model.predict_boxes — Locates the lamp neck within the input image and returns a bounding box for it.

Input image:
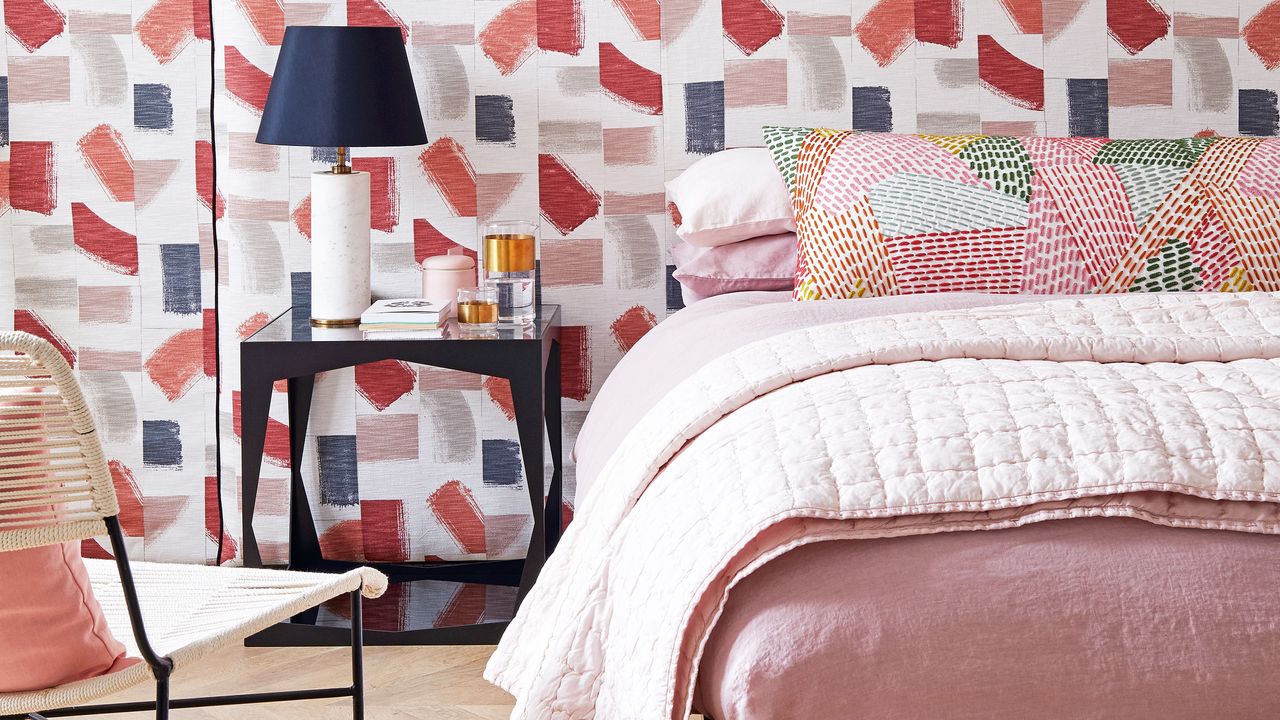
[332,146,352,174]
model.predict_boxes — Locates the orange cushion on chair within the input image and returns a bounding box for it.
[0,541,136,692]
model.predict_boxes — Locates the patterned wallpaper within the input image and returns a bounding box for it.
[3,0,1280,565]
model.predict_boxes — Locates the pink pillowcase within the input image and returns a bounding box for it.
[665,148,796,247]
[0,541,136,692]
[672,232,797,303]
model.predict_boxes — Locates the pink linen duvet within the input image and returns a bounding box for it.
[486,292,1280,719]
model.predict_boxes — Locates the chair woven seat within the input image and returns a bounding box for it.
[0,562,386,715]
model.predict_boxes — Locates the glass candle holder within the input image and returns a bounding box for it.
[456,286,499,328]
[483,220,537,325]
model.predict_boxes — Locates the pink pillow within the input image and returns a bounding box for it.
[665,148,795,247]
[672,232,797,302]
[0,541,136,691]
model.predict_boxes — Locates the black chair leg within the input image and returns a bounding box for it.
[351,589,365,720]
[155,674,170,720]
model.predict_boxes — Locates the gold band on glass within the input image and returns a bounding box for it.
[310,317,359,327]
[484,234,536,273]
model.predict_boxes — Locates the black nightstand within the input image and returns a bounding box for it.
[237,305,562,646]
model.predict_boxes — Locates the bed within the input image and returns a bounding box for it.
[578,292,1280,720]
[484,130,1280,719]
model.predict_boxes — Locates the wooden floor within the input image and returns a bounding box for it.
[104,645,514,719]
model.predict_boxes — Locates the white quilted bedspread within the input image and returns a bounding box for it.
[486,293,1280,720]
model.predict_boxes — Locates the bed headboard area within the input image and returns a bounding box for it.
[1,0,1277,567]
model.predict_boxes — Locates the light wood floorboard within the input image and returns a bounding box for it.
[96,645,513,720]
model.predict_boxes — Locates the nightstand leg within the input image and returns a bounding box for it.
[544,340,562,553]
[239,371,275,568]
[287,375,322,568]
[510,365,546,605]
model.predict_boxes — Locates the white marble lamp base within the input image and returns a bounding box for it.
[309,170,371,326]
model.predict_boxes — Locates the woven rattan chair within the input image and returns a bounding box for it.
[0,331,388,720]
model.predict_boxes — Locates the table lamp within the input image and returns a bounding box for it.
[257,25,428,327]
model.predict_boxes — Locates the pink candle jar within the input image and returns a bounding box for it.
[421,251,476,317]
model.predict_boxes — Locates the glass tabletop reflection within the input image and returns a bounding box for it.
[244,304,560,344]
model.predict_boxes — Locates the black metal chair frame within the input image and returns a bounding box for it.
[4,516,368,720]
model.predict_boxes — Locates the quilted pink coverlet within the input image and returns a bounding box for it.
[487,293,1280,719]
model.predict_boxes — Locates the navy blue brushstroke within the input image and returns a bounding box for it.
[475,95,516,144]
[291,271,312,340]
[160,244,201,315]
[852,86,892,132]
[0,77,9,146]
[134,83,173,131]
[665,265,684,313]
[684,81,725,155]
[143,420,183,468]
[317,435,359,506]
[1067,79,1108,137]
[1240,89,1280,137]
[482,438,522,486]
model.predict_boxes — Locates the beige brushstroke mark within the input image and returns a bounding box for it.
[725,58,787,108]
[542,238,603,286]
[371,242,415,274]
[792,36,846,111]
[79,286,134,324]
[71,35,128,106]
[606,215,661,289]
[80,371,138,443]
[229,132,279,171]
[422,391,477,463]
[134,159,180,209]
[918,112,982,134]
[604,127,656,166]
[284,2,331,24]
[1108,58,1173,107]
[15,277,76,309]
[69,11,132,34]
[231,219,287,294]
[934,58,978,88]
[556,66,599,96]
[415,44,470,121]
[30,226,73,255]
[1176,37,1232,113]
[477,173,524,221]
[540,121,603,154]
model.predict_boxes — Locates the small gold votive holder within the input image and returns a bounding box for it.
[456,286,499,329]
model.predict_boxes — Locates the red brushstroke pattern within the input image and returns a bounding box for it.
[6,0,66,52]
[321,519,364,561]
[915,0,963,47]
[428,480,486,555]
[614,0,661,40]
[73,202,139,276]
[609,305,657,353]
[196,140,225,219]
[204,475,237,564]
[559,325,592,401]
[355,359,416,411]
[538,0,585,55]
[234,0,284,45]
[145,329,205,401]
[10,141,56,216]
[419,138,478,217]
[361,499,409,562]
[77,124,135,203]
[856,0,916,67]
[193,0,212,41]
[231,390,291,468]
[483,376,516,421]
[1244,2,1280,70]
[203,308,217,378]
[110,461,146,536]
[292,195,311,239]
[722,0,785,55]
[599,43,663,115]
[1108,0,1171,55]
[437,583,486,627]
[978,35,1045,110]
[136,0,195,64]
[999,0,1042,34]
[224,46,272,113]
[352,157,399,233]
[13,311,75,368]
[539,154,601,234]
[348,0,409,41]
[236,311,272,340]
[414,218,478,266]
[479,0,538,76]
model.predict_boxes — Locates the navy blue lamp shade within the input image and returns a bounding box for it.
[256,26,427,148]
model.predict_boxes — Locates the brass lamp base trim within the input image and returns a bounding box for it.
[310,317,360,328]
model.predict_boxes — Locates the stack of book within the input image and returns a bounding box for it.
[359,299,450,339]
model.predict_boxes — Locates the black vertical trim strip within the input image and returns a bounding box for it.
[209,0,225,566]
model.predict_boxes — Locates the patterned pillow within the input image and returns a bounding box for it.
[762,127,1280,301]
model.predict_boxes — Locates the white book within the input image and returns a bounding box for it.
[360,298,450,325]
[361,327,446,340]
